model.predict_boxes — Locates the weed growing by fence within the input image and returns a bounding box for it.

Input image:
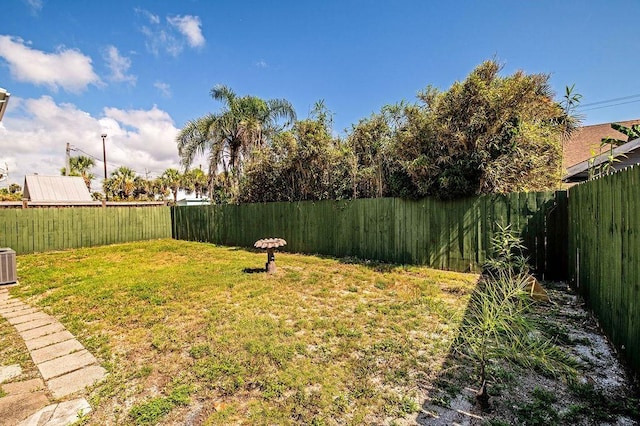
[457,225,577,408]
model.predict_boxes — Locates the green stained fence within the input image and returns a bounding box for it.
[0,207,172,254]
[172,191,567,278]
[568,165,640,373]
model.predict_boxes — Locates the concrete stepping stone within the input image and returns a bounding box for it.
[0,305,38,318]
[0,364,22,383]
[0,300,27,308]
[7,311,53,326]
[20,322,65,341]
[1,307,38,319]
[2,378,46,394]
[18,398,91,426]
[15,317,56,332]
[0,301,25,312]
[30,339,85,364]
[47,366,107,399]
[38,350,97,381]
[24,330,75,351]
[0,391,50,425]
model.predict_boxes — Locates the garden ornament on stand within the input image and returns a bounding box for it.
[254,238,287,274]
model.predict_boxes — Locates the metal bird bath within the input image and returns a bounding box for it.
[254,238,287,274]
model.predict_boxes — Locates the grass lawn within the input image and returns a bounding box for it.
[9,239,479,425]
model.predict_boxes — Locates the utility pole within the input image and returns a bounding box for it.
[101,133,108,179]
[65,143,71,176]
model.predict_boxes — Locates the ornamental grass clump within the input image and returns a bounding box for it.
[457,224,577,409]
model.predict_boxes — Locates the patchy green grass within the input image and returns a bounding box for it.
[0,312,39,383]
[11,239,478,425]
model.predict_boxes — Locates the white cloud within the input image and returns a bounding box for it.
[255,60,268,69]
[137,9,205,56]
[24,0,43,14]
[0,36,101,93]
[141,25,181,57]
[154,81,171,98]
[167,15,205,48]
[104,46,136,85]
[135,8,160,25]
[0,96,181,187]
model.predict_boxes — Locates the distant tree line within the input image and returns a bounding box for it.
[177,60,579,204]
[0,183,22,201]
[100,166,209,203]
[60,155,209,203]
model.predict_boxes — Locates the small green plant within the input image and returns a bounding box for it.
[128,384,192,425]
[135,365,153,378]
[383,393,419,418]
[69,407,90,426]
[568,380,639,421]
[128,397,174,425]
[483,224,529,276]
[515,387,559,425]
[374,280,387,290]
[188,343,212,359]
[457,269,534,405]
[459,223,577,408]
[430,394,450,408]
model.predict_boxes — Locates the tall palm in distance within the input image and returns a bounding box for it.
[161,168,182,204]
[182,168,209,199]
[176,85,296,199]
[103,166,137,200]
[60,155,96,191]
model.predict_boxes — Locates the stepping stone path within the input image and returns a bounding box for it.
[0,285,106,425]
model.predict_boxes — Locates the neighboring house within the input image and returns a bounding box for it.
[563,119,640,183]
[176,197,211,207]
[564,137,640,183]
[23,175,94,204]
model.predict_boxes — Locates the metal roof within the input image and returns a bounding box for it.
[23,175,93,202]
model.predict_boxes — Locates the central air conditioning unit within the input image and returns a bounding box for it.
[0,248,17,285]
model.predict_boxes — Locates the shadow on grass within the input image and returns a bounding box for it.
[416,281,483,425]
[242,267,266,274]
[418,278,640,425]
[336,256,402,273]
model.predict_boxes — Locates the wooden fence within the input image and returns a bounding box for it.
[172,191,568,278]
[0,206,171,254]
[568,165,640,373]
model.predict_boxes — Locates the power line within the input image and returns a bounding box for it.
[579,98,640,112]
[578,93,640,108]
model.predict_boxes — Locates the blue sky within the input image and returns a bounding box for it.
[1,0,639,188]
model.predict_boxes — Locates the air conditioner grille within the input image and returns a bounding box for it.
[0,248,17,285]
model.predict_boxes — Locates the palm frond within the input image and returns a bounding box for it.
[210,85,236,105]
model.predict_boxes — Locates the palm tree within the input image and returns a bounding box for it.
[176,85,296,198]
[161,168,182,204]
[104,166,137,200]
[61,155,96,190]
[182,167,209,199]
